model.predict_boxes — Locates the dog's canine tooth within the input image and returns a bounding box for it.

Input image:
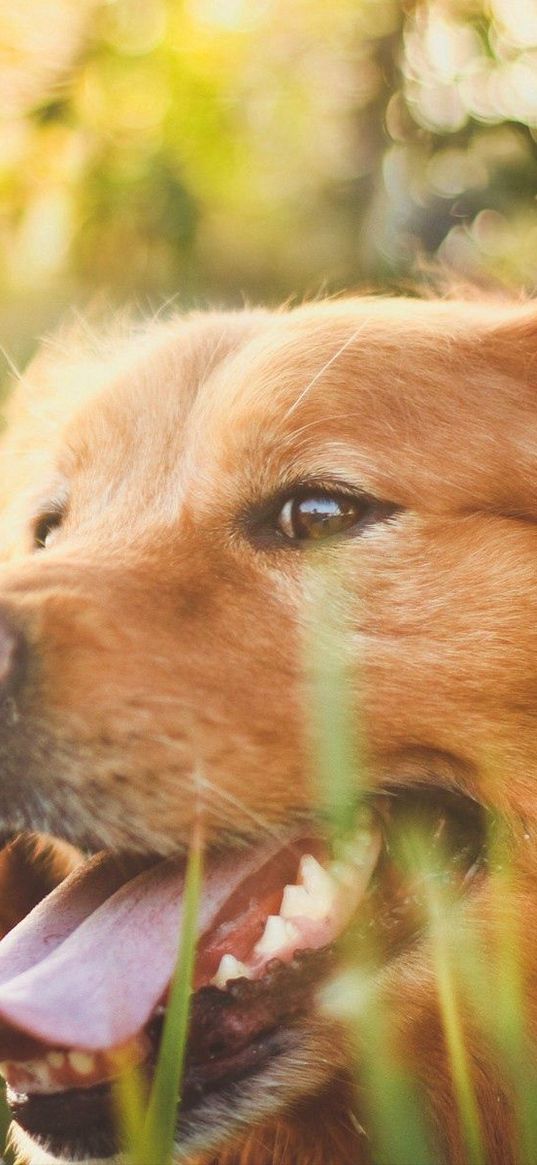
[280,882,328,921]
[298,855,338,912]
[47,1051,66,1069]
[67,1051,95,1076]
[212,954,252,988]
[255,914,299,956]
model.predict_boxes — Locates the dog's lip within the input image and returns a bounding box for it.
[1,817,381,1161]
[1,786,487,1161]
[8,956,333,1162]
[0,786,485,1079]
[0,813,381,1072]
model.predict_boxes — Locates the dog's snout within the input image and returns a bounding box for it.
[0,612,26,701]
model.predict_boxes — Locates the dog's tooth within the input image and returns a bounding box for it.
[212,954,252,989]
[298,855,338,912]
[47,1051,65,1069]
[255,914,299,956]
[280,882,328,921]
[68,1051,95,1076]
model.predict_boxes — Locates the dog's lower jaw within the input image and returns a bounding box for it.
[7,1017,351,1165]
[10,1020,519,1165]
[195,1078,369,1165]
[12,1129,125,1165]
[11,1123,114,1165]
[11,1084,367,1165]
[10,1086,363,1165]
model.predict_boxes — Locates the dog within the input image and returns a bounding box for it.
[0,294,536,1165]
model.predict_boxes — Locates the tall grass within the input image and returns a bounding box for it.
[478,814,537,1165]
[0,1080,14,1164]
[399,828,486,1165]
[2,564,537,1164]
[309,564,537,1165]
[307,564,440,1164]
[113,820,203,1165]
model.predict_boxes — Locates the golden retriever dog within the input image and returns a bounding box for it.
[0,295,536,1165]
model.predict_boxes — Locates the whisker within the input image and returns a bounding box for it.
[125,729,289,842]
[150,291,183,324]
[0,342,27,386]
[193,772,291,843]
[282,325,366,422]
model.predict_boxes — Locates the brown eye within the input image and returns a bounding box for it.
[277,493,369,541]
[33,509,64,550]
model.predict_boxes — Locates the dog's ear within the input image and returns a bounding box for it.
[485,302,537,386]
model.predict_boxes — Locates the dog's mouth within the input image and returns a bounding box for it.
[0,787,485,1160]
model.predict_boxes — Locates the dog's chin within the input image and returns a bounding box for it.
[11,1022,342,1165]
[0,787,485,1165]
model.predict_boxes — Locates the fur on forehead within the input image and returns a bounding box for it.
[2,293,537,537]
[3,292,536,447]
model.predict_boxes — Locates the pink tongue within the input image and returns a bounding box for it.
[0,841,286,1053]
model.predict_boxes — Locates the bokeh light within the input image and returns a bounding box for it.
[1,0,537,364]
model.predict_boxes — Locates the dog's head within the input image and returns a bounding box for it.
[0,297,536,1164]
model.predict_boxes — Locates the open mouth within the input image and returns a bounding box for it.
[0,788,485,1161]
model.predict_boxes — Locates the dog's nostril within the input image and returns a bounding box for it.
[0,615,26,700]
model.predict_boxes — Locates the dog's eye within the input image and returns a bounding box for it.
[277,492,374,541]
[33,509,64,550]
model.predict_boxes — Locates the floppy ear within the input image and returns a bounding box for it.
[485,301,537,389]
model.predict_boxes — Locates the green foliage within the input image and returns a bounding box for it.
[2,0,537,366]
[1,6,537,1158]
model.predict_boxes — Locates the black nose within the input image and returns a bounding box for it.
[0,613,26,701]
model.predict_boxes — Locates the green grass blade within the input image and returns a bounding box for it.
[142,822,203,1165]
[305,562,365,838]
[0,1078,14,1164]
[114,823,203,1165]
[307,563,434,1162]
[325,966,437,1165]
[363,1050,436,1165]
[431,936,484,1165]
[483,814,537,1164]
[112,1050,148,1165]
[400,829,486,1165]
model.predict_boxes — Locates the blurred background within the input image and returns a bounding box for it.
[2,0,537,367]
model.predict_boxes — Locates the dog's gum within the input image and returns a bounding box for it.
[210,830,382,991]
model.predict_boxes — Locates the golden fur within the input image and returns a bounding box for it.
[1,295,537,1163]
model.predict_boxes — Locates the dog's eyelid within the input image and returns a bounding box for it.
[243,479,402,547]
[32,480,70,518]
[248,477,375,517]
[32,492,69,551]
